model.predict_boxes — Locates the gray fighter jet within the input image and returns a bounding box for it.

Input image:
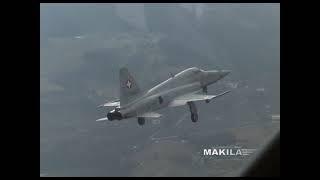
[97,67,230,125]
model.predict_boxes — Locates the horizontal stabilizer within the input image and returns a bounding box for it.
[96,117,109,121]
[169,90,231,107]
[137,112,162,118]
[98,99,120,107]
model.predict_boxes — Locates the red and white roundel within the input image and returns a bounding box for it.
[126,79,132,89]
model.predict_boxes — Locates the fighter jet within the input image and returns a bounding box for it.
[97,67,230,125]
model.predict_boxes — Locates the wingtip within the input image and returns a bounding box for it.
[222,90,231,95]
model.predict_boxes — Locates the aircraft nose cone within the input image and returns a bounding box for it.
[203,70,231,85]
[220,70,231,77]
[221,70,231,76]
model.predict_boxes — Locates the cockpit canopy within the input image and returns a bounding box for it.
[146,67,204,95]
[174,67,203,77]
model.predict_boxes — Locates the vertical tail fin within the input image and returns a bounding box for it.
[119,67,141,106]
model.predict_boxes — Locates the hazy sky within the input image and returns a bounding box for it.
[40,3,279,176]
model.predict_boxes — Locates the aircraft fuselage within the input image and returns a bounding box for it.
[107,67,230,120]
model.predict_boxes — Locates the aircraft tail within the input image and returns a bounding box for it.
[119,67,141,106]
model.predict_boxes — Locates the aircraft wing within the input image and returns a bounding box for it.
[137,112,162,118]
[98,99,120,107]
[168,90,231,107]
